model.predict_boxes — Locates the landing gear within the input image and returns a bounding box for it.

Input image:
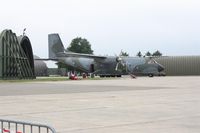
[99,75,122,78]
[148,74,154,77]
[116,75,121,77]
[100,75,105,78]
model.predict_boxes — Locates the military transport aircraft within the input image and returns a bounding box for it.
[46,33,165,77]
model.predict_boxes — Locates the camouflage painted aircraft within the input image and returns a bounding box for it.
[47,34,165,77]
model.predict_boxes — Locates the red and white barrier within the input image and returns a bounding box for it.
[0,128,22,133]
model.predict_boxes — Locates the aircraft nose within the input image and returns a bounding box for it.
[158,64,165,72]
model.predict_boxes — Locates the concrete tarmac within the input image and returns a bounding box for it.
[0,76,200,133]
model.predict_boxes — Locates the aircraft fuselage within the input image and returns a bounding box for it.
[57,55,164,77]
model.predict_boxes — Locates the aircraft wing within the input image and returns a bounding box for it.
[57,52,107,60]
[34,52,106,62]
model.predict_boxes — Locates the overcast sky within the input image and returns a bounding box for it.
[0,0,200,67]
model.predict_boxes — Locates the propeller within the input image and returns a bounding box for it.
[115,62,119,71]
[115,50,125,71]
[147,56,158,64]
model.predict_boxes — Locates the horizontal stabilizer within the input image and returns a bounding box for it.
[34,58,58,61]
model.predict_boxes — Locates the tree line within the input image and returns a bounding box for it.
[136,50,162,57]
[66,37,163,57]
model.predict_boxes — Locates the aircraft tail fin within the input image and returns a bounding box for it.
[48,33,65,58]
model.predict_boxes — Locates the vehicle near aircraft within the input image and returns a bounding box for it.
[45,33,165,77]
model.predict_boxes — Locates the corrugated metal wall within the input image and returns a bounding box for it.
[155,56,200,76]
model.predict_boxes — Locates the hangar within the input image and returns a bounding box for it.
[34,55,48,76]
[155,56,200,76]
[0,29,35,79]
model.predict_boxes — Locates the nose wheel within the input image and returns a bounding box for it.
[148,74,154,77]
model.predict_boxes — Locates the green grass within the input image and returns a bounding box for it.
[0,77,67,83]
[0,76,117,83]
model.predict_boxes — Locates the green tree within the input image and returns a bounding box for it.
[145,51,152,56]
[121,51,129,56]
[136,51,142,57]
[67,37,93,54]
[152,50,162,57]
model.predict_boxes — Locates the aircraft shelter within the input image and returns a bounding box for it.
[155,56,200,76]
[0,29,35,79]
